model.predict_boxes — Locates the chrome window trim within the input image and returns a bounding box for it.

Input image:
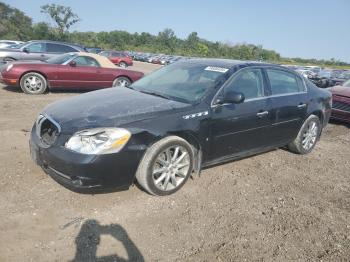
[211,66,308,108]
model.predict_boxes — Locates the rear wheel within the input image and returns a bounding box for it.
[119,61,127,68]
[20,72,47,95]
[136,136,194,196]
[288,115,321,154]
[112,77,131,87]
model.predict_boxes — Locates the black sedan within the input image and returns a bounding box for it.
[30,59,332,196]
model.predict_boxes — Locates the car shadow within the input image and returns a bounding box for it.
[2,85,22,93]
[1,85,93,95]
[71,219,144,262]
[329,119,350,128]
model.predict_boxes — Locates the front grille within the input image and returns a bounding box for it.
[332,101,350,112]
[36,115,61,146]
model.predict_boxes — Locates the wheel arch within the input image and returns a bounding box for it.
[167,131,203,175]
[115,75,132,83]
[19,70,50,88]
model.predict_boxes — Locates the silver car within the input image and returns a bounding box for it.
[0,40,86,63]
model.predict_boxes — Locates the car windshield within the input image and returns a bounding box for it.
[344,80,350,87]
[9,42,26,49]
[46,53,77,64]
[130,61,229,103]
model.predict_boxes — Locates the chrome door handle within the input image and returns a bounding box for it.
[297,103,307,109]
[257,111,269,117]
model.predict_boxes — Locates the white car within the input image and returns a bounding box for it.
[0,40,24,49]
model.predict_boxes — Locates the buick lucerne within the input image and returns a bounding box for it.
[30,59,332,195]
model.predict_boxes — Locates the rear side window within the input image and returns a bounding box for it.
[267,69,304,95]
[225,68,264,100]
[47,43,77,53]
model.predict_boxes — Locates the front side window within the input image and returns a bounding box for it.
[26,43,45,53]
[267,69,303,95]
[73,56,100,67]
[224,68,264,100]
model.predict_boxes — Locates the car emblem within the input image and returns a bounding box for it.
[183,111,209,120]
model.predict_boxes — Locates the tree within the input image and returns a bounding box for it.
[0,2,33,40]
[40,4,80,39]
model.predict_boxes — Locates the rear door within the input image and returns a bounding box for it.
[264,68,308,144]
[45,43,78,59]
[210,67,274,160]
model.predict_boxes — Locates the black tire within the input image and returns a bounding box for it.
[288,115,321,154]
[135,136,194,196]
[119,61,127,68]
[112,76,131,87]
[20,72,47,95]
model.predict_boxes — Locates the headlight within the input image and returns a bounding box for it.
[6,64,13,71]
[65,128,131,155]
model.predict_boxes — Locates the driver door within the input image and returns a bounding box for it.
[56,56,102,89]
[209,67,274,160]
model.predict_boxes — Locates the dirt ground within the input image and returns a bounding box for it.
[0,61,349,262]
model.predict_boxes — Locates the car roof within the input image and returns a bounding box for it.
[183,58,281,69]
[26,40,86,50]
[76,52,118,68]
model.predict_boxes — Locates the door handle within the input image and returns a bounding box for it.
[297,103,307,109]
[257,111,269,117]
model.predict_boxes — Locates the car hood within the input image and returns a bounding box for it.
[329,85,350,97]
[0,48,21,53]
[43,87,190,134]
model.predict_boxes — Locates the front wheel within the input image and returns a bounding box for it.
[136,136,194,196]
[20,72,47,94]
[288,115,321,154]
[112,77,131,87]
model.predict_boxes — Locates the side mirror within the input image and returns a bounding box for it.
[23,47,29,53]
[69,61,76,67]
[220,91,245,104]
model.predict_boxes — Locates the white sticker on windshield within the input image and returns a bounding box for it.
[204,66,229,73]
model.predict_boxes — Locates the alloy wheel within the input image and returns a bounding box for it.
[152,145,190,191]
[302,121,318,150]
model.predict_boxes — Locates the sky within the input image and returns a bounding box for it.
[3,0,350,62]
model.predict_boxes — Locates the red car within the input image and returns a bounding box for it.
[0,52,143,94]
[328,79,350,123]
[99,51,133,68]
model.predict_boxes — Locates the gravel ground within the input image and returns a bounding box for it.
[0,61,349,261]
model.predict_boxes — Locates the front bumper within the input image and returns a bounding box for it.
[0,71,18,86]
[30,125,146,192]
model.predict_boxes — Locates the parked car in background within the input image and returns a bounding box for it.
[296,69,316,79]
[0,40,24,49]
[29,59,331,195]
[86,47,103,54]
[0,40,87,63]
[0,52,144,94]
[309,70,346,88]
[99,51,133,68]
[328,79,350,123]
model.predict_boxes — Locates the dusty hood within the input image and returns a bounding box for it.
[43,87,190,133]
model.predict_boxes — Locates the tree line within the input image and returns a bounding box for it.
[0,2,348,67]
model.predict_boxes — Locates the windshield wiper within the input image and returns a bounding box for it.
[138,90,171,100]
